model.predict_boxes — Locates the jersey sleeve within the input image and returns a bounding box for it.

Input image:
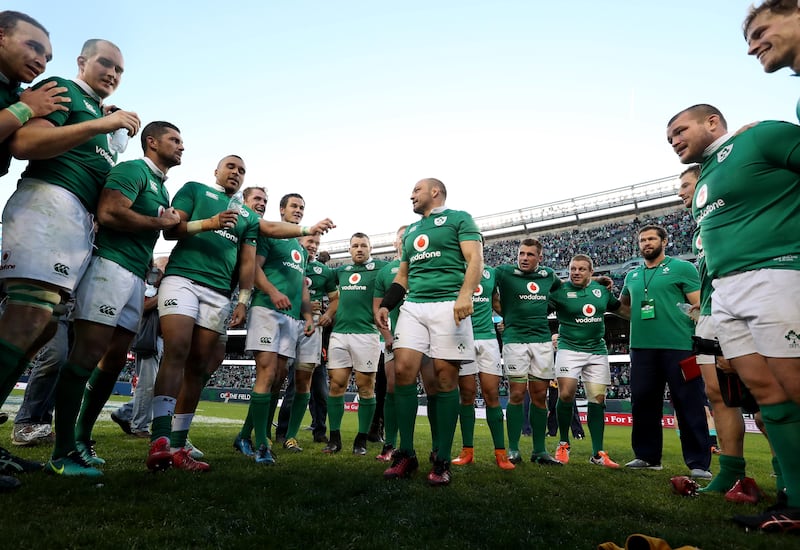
[677,261,701,294]
[104,162,145,202]
[36,77,73,127]
[753,121,800,171]
[171,182,197,216]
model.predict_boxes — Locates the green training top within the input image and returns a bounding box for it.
[251,236,308,320]
[333,259,388,334]
[166,181,259,295]
[495,263,561,344]
[402,207,481,303]
[621,256,700,350]
[549,280,620,354]
[694,121,800,278]
[20,78,115,212]
[96,159,170,279]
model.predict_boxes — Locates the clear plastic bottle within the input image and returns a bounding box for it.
[107,107,128,153]
[676,302,699,321]
[227,192,244,213]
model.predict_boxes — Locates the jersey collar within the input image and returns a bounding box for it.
[71,78,103,104]
[142,157,168,182]
[702,132,733,160]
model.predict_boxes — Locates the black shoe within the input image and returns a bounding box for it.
[353,433,368,456]
[531,452,563,466]
[367,419,384,443]
[429,450,438,463]
[0,474,21,492]
[322,431,342,454]
[0,412,8,425]
[733,506,800,533]
[313,433,329,444]
[0,446,43,474]
[110,411,132,435]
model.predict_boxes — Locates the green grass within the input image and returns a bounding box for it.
[0,396,794,550]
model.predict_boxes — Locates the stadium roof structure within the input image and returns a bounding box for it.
[324,174,682,258]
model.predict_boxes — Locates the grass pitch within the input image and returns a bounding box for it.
[0,396,794,549]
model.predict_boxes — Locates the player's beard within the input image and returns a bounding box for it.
[641,243,664,261]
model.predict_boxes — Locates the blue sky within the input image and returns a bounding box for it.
[7,1,798,255]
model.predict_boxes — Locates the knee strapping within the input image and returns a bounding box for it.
[5,282,61,312]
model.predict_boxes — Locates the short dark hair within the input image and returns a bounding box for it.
[570,254,594,271]
[0,10,48,36]
[140,121,180,152]
[744,0,798,37]
[280,193,304,209]
[638,224,668,241]
[351,232,370,243]
[668,104,727,130]
[80,38,121,58]
[520,238,543,251]
[242,186,267,201]
[680,165,701,179]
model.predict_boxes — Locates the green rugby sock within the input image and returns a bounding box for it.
[699,454,745,493]
[556,398,574,445]
[487,405,506,449]
[249,392,271,448]
[435,389,460,462]
[52,362,91,459]
[286,392,310,439]
[760,401,800,507]
[531,406,548,455]
[395,384,418,453]
[506,403,523,452]
[357,396,377,434]
[587,402,606,455]
[76,368,118,443]
[327,394,345,431]
[459,403,476,447]
[267,390,280,439]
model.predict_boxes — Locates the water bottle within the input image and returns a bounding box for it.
[107,107,128,153]
[227,192,244,214]
[676,302,699,321]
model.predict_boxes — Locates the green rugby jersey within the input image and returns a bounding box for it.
[0,77,22,177]
[495,263,560,344]
[95,159,170,279]
[251,236,308,320]
[401,208,481,303]
[333,259,388,334]
[471,266,497,340]
[20,78,115,212]
[694,121,800,278]
[549,280,619,354]
[692,227,712,317]
[621,256,700,350]
[374,259,403,332]
[166,181,259,294]
[306,259,337,304]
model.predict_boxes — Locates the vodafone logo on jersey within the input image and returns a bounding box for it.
[527,282,540,294]
[695,184,708,209]
[305,276,312,288]
[582,304,596,316]
[349,273,362,285]
[474,284,483,296]
[413,234,430,252]
[695,234,703,251]
[291,250,303,263]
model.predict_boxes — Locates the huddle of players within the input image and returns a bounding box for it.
[0,11,334,487]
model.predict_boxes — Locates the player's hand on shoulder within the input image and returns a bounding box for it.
[19,81,70,117]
